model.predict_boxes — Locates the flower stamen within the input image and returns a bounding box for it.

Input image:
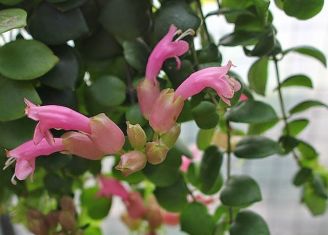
[3,156,16,170]
[175,29,195,41]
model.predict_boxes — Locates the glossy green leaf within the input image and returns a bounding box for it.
[85,75,126,107]
[248,119,279,135]
[123,40,149,72]
[220,175,262,207]
[279,74,313,89]
[154,176,188,212]
[283,119,309,136]
[302,183,327,216]
[181,202,215,235]
[248,57,268,95]
[165,59,194,89]
[192,101,219,129]
[289,100,328,115]
[284,46,326,67]
[226,100,277,124]
[199,146,223,194]
[234,136,281,159]
[297,140,318,161]
[219,32,260,46]
[230,211,270,235]
[100,0,150,40]
[143,148,182,187]
[0,77,41,121]
[81,187,112,220]
[279,135,300,154]
[197,128,215,150]
[41,45,80,90]
[0,8,26,34]
[28,3,89,45]
[283,0,324,20]
[125,104,147,126]
[312,174,328,199]
[293,168,312,186]
[0,40,58,80]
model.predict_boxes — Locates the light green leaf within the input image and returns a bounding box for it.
[284,46,326,67]
[0,8,26,34]
[279,74,313,89]
[197,128,215,150]
[283,119,309,136]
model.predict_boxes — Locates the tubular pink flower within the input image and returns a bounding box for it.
[125,192,147,219]
[145,25,191,83]
[180,156,192,173]
[4,138,65,184]
[97,176,129,201]
[175,61,241,105]
[25,99,91,145]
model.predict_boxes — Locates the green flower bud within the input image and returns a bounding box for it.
[127,122,147,149]
[116,151,147,176]
[146,142,169,165]
[160,124,181,148]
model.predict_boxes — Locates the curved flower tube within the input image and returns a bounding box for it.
[97,176,129,201]
[4,138,65,184]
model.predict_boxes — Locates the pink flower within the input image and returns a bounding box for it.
[175,61,241,105]
[239,93,249,102]
[145,25,191,83]
[4,138,65,184]
[180,156,192,173]
[125,192,147,219]
[161,211,180,226]
[97,176,129,201]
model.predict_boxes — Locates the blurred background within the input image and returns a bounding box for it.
[10,0,328,234]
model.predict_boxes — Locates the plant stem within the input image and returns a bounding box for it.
[273,58,301,165]
[226,119,233,224]
[190,40,199,70]
[196,0,211,43]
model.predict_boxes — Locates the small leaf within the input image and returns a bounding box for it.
[0,40,58,80]
[279,135,300,154]
[181,202,215,235]
[284,46,326,67]
[293,168,312,186]
[220,175,262,207]
[302,183,327,216]
[297,140,318,161]
[278,74,313,89]
[230,210,270,235]
[312,174,328,199]
[123,40,149,72]
[0,8,26,34]
[248,119,279,135]
[284,119,309,136]
[197,128,215,150]
[248,57,268,96]
[226,100,277,124]
[192,101,219,129]
[234,136,281,159]
[289,100,328,115]
[283,0,324,20]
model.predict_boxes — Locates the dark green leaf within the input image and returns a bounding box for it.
[0,40,58,80]
[81,187,111,220]
[53,0,88,12]
[279,135,300,154]
[165,59,194,89]
[248,119,279,135]
[154,176,188,212]
[181,202,215,235]
[219,32,261,46]
[220,175,262,207]
[44,173,73,195]
[0,8,26,34]
[293,168,312,186]
[192,101,219,129]
[248,57,268,95]
[125,104,147,126]
[227,100,277,124]
[312,174,328,199]
[199,146,223,194]
[283,0,324,20]
[197,128,215,150]
[289,100,328,115]
[230,210,270,235]
[283,119,309,136]
[284,46,326,67]
[235,136,281,159]
[123,40,149,72]
[279,74,313,89]
[0,77,41,121]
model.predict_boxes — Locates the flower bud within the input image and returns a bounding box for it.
[121,212,142,230]
[59,210,76,231]
[127,122,147,149]
[116,151,147,176]
[90,113,125,154]
[161,210,180,226]
[145,142,169,165]
[149,89,184,134]
[137,79,160,120]
[160,124,181,148]
[60,196,75,214]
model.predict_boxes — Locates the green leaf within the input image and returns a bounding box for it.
[283,0,324,20]
[154,176,188,212]
[220,175,262,207]
[227,100,277,124]
[289,100,328,115]
[0,40,58,80]
[0,0,22,5]
[165,59,194,89]
[81,187,111,220]
[248,57,268,96]
[230,211,270,235]
[278,74,313,89]
[123,40,149,72]
[84,226,102,235]
[192,101,219,129]
[302,183,327,216]
[312,174,328,199]
[283,119,309,136]
[234,136,281,159]
[125,104,147,126]
[199,146,223,194]
[181,202,215,235]
[44,173,73,195]
[100,0,150,40]
[143,148,182,187]
[219,32,261,46]
[297,140,318,161]
[197,128,215,150]
[0,77,41,121]
[284,46,326,67]
[0,8,26,34]
[279,135,300,154]
[53,0,88,12]
[154,1,200,40]
[293,168,312,186]
[28,3,89,45]
[41,45,80,90]
[85,76,126,107]
[248,119,279,135]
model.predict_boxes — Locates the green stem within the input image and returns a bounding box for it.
[226,119,233,224]
[196,0,211,43]
[273,58,301,165]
